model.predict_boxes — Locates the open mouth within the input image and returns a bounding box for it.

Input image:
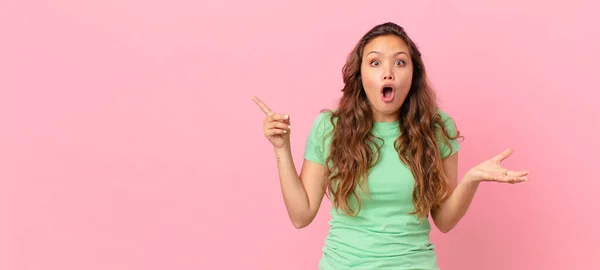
[381,85,395,102]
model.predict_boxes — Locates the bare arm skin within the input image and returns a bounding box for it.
[431,149,529,233]
[253,96,327,228]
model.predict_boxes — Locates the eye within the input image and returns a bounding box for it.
[370,60,380,66]
[395,60,406,66]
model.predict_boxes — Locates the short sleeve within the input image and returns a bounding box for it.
[303,112,333,165]
[438,110,461,158]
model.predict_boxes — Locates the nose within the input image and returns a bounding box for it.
[382,71,394,81]
[382,64,394,81]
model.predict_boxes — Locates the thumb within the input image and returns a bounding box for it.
[491,148,513,163]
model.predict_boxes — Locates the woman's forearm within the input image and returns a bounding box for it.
[273,145,313,228]
[431,178,480,233]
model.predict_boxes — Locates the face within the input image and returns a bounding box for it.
[360,35,413,122]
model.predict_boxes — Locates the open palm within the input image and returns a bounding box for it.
[465,148,530,184]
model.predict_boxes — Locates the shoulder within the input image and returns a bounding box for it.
[309,109,336,133]
[435,109,458,136]
[436,109,458,131]
[437,109,454,123]
[435,109,461,157]
[304,110,336,163]
[305,110,337,147]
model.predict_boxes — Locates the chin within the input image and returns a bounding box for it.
[380,100,403,111]
[373,102,402,116]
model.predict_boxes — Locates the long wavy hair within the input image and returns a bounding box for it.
[323,22,461,221]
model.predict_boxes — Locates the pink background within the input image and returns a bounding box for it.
[2,0,599,269]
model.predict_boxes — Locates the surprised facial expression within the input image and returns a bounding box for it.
[360,35,414,122]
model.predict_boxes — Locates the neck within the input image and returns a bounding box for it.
[372,111,399,123]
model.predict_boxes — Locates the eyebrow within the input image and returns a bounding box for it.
[367,51,408,56]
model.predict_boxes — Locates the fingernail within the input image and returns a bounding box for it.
[285,115,289,119]
[288,125,291,129]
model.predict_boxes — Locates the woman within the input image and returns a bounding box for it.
[252,22,529,269]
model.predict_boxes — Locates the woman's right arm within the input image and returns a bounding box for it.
[274,146,327,228]
[252,96,327,228]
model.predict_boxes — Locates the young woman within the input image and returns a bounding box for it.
[252,22,529,270]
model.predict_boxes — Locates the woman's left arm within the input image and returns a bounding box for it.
[430,149,529,233]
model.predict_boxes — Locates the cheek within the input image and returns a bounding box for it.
[396,70,413,87]
[361,71,380,94]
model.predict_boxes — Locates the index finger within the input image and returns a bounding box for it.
[252,96,273,116]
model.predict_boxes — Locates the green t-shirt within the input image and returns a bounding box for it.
[303,110,460,270]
